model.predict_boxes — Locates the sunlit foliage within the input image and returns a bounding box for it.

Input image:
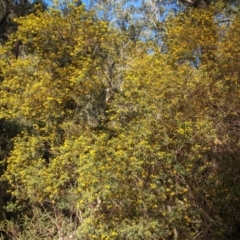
[1,1,240,239]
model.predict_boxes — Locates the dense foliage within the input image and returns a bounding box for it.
[1,0,240,239]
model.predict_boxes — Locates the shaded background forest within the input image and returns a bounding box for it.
[1,0,240,239]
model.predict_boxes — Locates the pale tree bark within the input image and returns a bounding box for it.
[180,0,208,8]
